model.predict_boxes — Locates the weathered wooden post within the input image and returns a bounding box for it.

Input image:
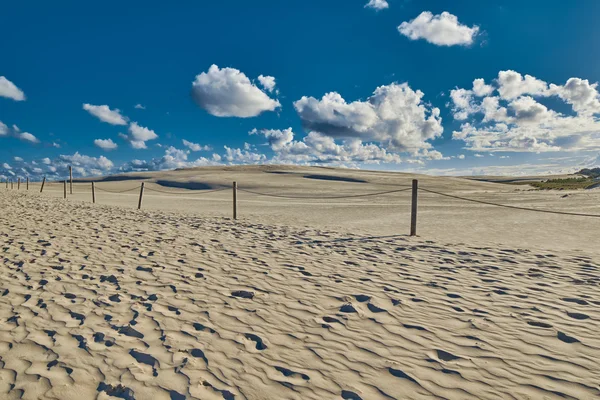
[17,178,20,190]
[63,180,67,199]
[69,166,73,194]
[11,180,13,190]
[40,177,46,193]
[26,177,29,190]
[410,179,418,236]
[233,181,237,220]
[137,182,145,210]
[5,179,7,189]
[92,182,96,204]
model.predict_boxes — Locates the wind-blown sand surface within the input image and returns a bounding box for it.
[1,182,599,399]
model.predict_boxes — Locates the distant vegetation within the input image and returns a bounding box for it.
[528,177,596,190]
[577,167,600,178]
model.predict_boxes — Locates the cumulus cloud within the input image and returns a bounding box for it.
[223,146,267,163]
[19,132,39,143]
[3,163,11,170]
[472,79,494,97]
[549,77,600,115]
[0,76,26,101]
[120,146,220,172]
[252,127,406,165]
[294,83,443,153]
[134,104,146,110]
[83,104,128,125]
[94,138,118,150]
[257,75,276,93]
[0,123,40,144]
[120,122,159,149]
[1,152,115,181]
[182,139,211,152]
[365,0,388,10]
[191,65,281,117]
[449,70,600,153]
[398,11,479,46]
[14,157,23,162]
[497,70,548,100]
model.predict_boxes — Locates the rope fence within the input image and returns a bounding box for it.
[237,187,412,199]
[3,170,600,235]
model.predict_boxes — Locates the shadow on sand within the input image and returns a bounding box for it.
[303,174,367,183]
[154,180,220,190]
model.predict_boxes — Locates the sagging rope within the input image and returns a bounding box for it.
[237,187,412,199]
[143,186,228,195]
[420,187,600,218]
[95,185,142,194]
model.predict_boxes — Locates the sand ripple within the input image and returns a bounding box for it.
[1,191,599,399]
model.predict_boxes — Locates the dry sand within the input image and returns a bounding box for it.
[1,166,599,399]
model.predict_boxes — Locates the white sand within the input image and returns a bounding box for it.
[1,166,599,399]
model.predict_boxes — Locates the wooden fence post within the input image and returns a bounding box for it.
[26,177,29,190]
[137,182,145,210]
[64,180,67,199]
[17,178,20,190]
[92,182,96,204]
[11,180,13,190]
[233,181,237,220]
[40,177,46,193]
[410,179,418,236]
[69,166,73,194]
[5,179,7,189]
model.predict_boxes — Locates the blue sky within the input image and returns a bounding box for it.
[2,0,600,179]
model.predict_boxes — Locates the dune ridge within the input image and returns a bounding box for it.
[0,190,599,399]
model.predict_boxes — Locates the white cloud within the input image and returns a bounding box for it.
[182,139,211,151]
[19,132,39,143]
[59,152,113,172]
[549,77,600,115]
[3,163,11,170]
[252,128,404,165]
[0,76,26,101]
[0,121,8,136]
[398,11,479,46]
[134,104,146,110]
[52,142,61,148]
[294,83,443,153]
[83,104,128,125]
[497,70,548,100]
[121,122,159,149]
[130,140,147,149]
[472,78,494,97]
[458,154,465,159]
[365,0,388,10]
[120,146,219,172]
[191,64,281,117]
[94,138,118,150]
[223,146,267,163]
[450,71,600,153]
[14,157,23,162]
[42,158,51,165]
[257,75,276,93]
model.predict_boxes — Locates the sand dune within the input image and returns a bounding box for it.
[1,179,599,399]
[38,165,600,254]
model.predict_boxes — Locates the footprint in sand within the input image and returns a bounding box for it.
[557,331,580,344]
[231,290,254,299]
[567,312,590,320]
[527,321,553,329]
[341,390,364,400]
[244,333,267,350]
